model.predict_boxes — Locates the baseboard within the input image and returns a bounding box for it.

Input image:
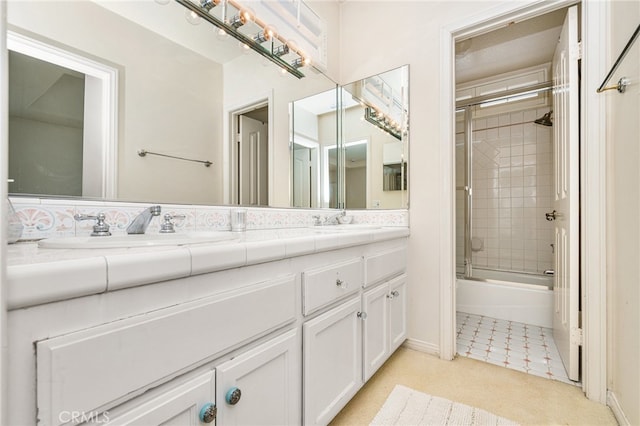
[607,390,631,426]
[402,338,439,356]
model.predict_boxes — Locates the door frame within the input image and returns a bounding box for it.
[224,91,273,205]
[439,0,608,402]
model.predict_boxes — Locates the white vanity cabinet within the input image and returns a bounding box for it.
[303,297,363,425]
[301,245,408,425]
[7,231,409,426]
[363,274,407,381]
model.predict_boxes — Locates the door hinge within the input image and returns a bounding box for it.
[572,41,582,61]
[570,327,583,346]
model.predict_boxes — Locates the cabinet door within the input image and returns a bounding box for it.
[303,297,363,425]
[388,274,407,352]
[95,370,216,425]
[216,330,300,426]
[362,284,389,381]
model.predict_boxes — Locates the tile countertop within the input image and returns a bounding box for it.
[6,227,409,310]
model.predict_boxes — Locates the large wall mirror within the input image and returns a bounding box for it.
[6,0,337,208]
[291,65,409,210]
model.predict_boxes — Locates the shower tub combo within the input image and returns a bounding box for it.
[456,268,553,328]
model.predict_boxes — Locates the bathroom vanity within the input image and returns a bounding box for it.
[6,226,408,425]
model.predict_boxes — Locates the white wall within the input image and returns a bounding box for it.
[7,1,224,204]
[607,1,640,423]
[339,0,502,349]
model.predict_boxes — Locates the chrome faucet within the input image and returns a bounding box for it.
[127,205,161,234]
[313,210,346,226]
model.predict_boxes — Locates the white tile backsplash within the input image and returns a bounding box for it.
[10,200,408,241]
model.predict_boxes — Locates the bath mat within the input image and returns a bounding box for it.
[370,385,519,426]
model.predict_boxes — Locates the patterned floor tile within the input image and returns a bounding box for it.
[456,311,578,384]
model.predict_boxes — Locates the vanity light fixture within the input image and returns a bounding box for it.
[174,0,308,78]
[364,107,402,140]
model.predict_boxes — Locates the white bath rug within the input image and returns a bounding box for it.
[370,385,519,426]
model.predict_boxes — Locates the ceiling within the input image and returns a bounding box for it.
[455,7,568,84]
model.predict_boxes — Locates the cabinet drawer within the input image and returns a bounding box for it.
[36,275,296,426]
[302,257,362,315]
[364,246,407,287]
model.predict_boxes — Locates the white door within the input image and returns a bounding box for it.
[303,297,363,425]
[239,115,268,205]
[551,5,580,382]
[216,330,300,425]
[293,144,311,207]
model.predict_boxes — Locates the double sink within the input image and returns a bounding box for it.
[37,225,381,249]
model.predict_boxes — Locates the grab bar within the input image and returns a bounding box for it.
[597,23,639,93]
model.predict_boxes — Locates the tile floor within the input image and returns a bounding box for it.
[456,311,575,384]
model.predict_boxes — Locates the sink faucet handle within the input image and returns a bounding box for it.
[74,212,112,237]
[159,213,186,234]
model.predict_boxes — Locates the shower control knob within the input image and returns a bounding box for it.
[545,210,558,221]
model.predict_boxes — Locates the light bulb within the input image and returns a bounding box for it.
[241,8,254,23]
[185,9,201,25]
[216,28,228,41]
[230,8,253,28]
[239,41,251,54]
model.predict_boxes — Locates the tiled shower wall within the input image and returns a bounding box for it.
[456,107,554,275]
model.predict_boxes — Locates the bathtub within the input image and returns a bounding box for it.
[456,268,554,328]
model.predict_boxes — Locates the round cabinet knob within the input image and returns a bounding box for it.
[226,387,242,405]
[391,290,400,298]
[357,311,367,320]
[336,278,347,289]
[199,403,217,423]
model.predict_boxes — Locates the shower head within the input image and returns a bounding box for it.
[534,111,553,127]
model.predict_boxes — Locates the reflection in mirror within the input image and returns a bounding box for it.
[340,65,409,209]
[6,0,338,207]
[291,88,339,208]
[9,50,85,196]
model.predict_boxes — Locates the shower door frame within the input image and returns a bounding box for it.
[456,82,553,280]
[439,0,608,403]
